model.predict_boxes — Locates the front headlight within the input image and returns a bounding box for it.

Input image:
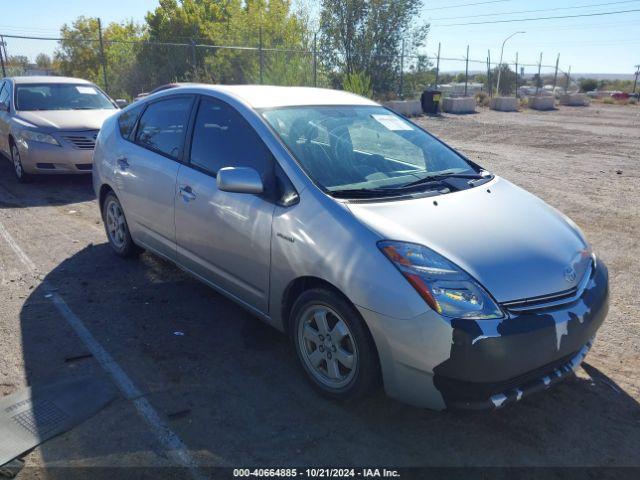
[378,240,503,320]
[19,130,60,146]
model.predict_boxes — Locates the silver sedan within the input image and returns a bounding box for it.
[93,85,609,410]
[0,76,118,182]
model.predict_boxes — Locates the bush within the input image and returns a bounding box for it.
[475,91,490,107]
[602,97,615,104]
[342,72,373,98]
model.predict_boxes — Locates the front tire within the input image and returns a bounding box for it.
[10,142,31,183]
[291,288,380,401]
[102,192,141,257]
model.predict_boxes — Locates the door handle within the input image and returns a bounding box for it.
[117,156,130,170]
[179,185,196,202]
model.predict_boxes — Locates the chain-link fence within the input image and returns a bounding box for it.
[0,33,575,102]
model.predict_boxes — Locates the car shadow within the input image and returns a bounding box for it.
[18,243,640,473]
[0,155,95,208]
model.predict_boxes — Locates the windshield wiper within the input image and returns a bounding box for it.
[400,172,492,189]
[329,186,447,199]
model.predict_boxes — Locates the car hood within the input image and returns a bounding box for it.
[346,176,592,303]
[15,110,116,132]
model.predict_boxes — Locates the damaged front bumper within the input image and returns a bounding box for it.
[360,260,609,410]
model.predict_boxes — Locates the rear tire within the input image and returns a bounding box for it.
[291,288,380,402]
[10,142,31,183]
[102,191,142,257]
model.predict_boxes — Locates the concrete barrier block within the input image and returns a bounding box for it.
[559,94,590,106]
[528,96,556,111]
[384,100,423,117]
[442,97,476,114]
[490,96,519,112]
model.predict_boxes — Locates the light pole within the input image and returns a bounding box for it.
[496,31,525,96]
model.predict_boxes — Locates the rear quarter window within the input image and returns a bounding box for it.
[118,104,144,140]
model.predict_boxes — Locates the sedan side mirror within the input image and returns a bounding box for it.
[217,167,263,194]
[115,99,129,109]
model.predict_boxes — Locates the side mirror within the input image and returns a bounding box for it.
[217,167,263,194]
[115,99,129,109]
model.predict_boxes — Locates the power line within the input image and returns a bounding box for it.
[428,0,640,21]
[427,0,511,11]
[436,8,640,26]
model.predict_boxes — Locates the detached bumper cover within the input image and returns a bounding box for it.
[361,260,609,410]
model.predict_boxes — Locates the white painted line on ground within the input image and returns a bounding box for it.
[0,219,206,480]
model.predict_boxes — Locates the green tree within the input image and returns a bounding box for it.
[491,64,517,95]
[318,0,429,97]
[141,0,311,86]
[579,78,598,92]
[35,53,52,69]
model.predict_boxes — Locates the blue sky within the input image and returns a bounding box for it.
[1,0,639,75]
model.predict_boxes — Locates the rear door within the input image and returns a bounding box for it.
[174,96,276,313]
[114,95,195,259]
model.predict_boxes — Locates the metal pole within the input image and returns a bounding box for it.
[536,52,542,95]
[434,42,441,89]
[97,19,108,92]
[313,32,317,87]
[633,64,640,94]
[496,31,525,96]
[514,52,518,98]
[464,45,469,97]
[190,40,197,81]
[259,27,264,85]
[487,50,492,97]
[552,54,560,92]
[0,36,6,77]
[399,39,405,99]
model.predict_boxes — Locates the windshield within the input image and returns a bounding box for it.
[262,106,478,194]
[15,84,116,111]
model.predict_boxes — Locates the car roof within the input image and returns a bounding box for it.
[9,76,93,85]
[180,84,379,109]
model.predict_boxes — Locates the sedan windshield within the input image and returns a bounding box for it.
[15,84,116,111]
[262,106,478,194]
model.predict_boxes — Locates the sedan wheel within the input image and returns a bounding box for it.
[10,144,29,183]
[102,192,141,257]
[292,288,380,401]
[298,305,358,389]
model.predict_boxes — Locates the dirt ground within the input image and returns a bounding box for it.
[0,103,639,478]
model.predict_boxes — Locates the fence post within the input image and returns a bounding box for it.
[434,42,441,89]
[552,53,560,92]
[313,32,317,87]
[565,66,571,92]
[399,39,405,99]
[97,18,108,93]
[259,27,264,85]
[464,45,469,97]
[0,36,6,77]
[514,52,518,98]
[487,50,492,97]
[190,40,197,81]
[536,52,542,95]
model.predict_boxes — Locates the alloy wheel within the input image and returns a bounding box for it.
[297,305,358,389]
[11,145,23,180]
[105,199,127,249]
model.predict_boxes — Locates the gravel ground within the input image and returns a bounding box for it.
[0,103,638,477]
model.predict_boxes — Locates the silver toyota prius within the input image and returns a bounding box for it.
[0,76,118,182]
[93,85,609,410]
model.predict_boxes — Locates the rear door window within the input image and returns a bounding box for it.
[135,96,193,160]
[118,104,145,140]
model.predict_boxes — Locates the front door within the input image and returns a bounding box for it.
[115,95,194,259]
[175,96,276,313]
